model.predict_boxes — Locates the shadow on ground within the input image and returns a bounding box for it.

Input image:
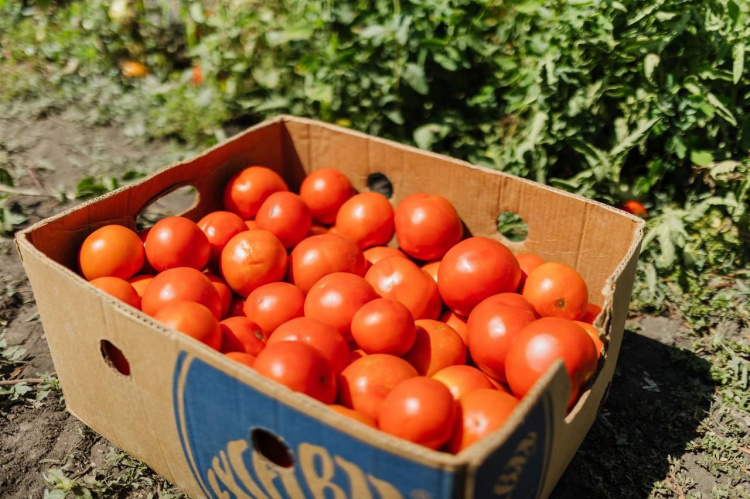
[553,324,716,497]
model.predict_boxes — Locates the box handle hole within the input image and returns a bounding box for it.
[367,173,393,199]
[100,340,131,376]
[136,184,199,230]
[251,428,294,468]
[496,212,528,243]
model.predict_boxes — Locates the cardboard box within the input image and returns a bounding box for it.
[16,115,644,498]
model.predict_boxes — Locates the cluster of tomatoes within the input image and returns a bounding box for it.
[77,166,604,453]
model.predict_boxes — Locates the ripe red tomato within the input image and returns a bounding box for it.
[505,318,598,407]
[349,348,367,364]
[365,256,442,320]
[268,317,349,375]
[300,168,355,225]
[421,261,440,283]
[220,230,287,297]
[328,405,376,427]
[255,192,312,248]
[243,282,305,336]
[335,192,394,249]
[439,310,468,344]
[90,277,141,309]
[153,301,222,350]
[128,274,154,298]
[379,377,456,450]
[141,267,222,319]
[622,200,648,218]
[362,246,407,269]
[288,234,366,293]
[394,193,463,261]
[467,299,537,382]
[205,274,232,318]
[226,295,246,318]
[254,342,336,403]
[432,365,496,400]
[522,262,588,320]
[220,317,266,355]
[438,237,521,316]
[223,166,288,219]
[338,354,418,421]
[198,211,248,268]
[581,303,602,324]
[145,216,210,272]
[448,389,519,453]
[225,351,256,368]
[308,225,329,236]
[482,292,537,314]
[245,220,260,230]
[516,253,545,292]
[79,225,145,280]
[403,320,466,376]
[350,298,417,356]
[574,321,605,360]
[304,272,378,340]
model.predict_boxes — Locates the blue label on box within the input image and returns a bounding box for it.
[172,352,460,498]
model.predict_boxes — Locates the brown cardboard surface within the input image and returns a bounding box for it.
[17,115,644,498]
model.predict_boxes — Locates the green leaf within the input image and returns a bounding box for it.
[733,44,744,84]
[413,123,449,150]
[644,53,660,83]
[706,93,738,126]
[690,150,714,167]
[402,63,428,95]
[0,167,13,186]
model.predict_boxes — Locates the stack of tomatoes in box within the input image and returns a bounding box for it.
[77,166,604,453]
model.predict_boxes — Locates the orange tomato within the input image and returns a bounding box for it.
[328,405,376,427]
[243,282,305,336]
[574,321,605,360]
[288,234,366,293]
[268,317,349,375]
[226,295,246,318]
[128,274,154,298]
[505,318,597,407]
[205,274,232,318]
[334,192,394,249]
[622,200,648,218]
[223,166,288,219]
[141,267,222,319]
[467,297,537,382]
[153,301,222,350]
[403,320,466,376]
[394,193,463,261]
[255,192,312,248]
[432,365,496,400]
[362,246,407,268]
[581,303,602,324]
[448,389,519,453]
[225,351,256,368]
[439,310,468,345]
[522,262,588,321]
[438,237,522,316]
[299,168,355,225]
[365,256,442,320]
[516,253,545,292]
[421,261,440,283]
[78,225,145,280]
[90,276,141,309]
[338,354,418,421]
[378,377,456,450]
[482,292,537,314]
[220,317,266,356]
[350,298,417,356]
[254,342,336,403]
[191,66,203,85]
[121,60,148,78]
[198,211,248,268]
[145,216,210,272]
[220,230,287,297]
[304,272,378,340]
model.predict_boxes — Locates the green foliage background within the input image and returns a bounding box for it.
[1,0,749,323]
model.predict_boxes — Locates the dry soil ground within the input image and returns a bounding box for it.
[0,115,746,498]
